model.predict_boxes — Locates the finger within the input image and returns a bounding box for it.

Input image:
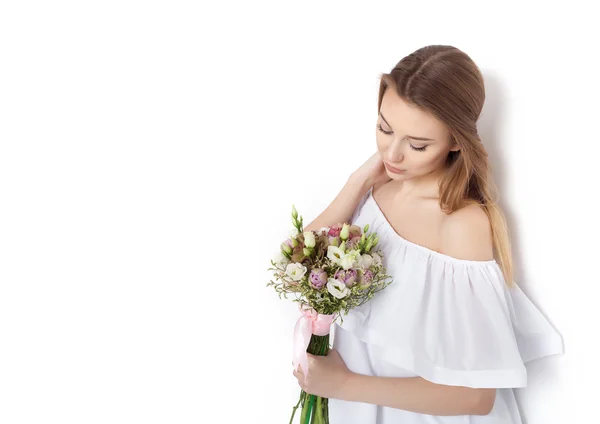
[292,369,304,381]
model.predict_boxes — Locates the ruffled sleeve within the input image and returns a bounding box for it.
[337,257,564,389]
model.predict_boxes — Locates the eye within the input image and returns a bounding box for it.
[376,123,393,135]
[377,124,428,152]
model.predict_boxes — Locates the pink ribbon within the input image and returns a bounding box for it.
[292,304,337,377]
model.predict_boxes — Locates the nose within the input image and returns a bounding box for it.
[386,138,405,162]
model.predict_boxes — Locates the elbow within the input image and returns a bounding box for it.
[471,389,496,415]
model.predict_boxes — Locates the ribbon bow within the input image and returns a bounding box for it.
[292,304,337,377]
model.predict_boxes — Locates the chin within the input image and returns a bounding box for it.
[386,169,409,179]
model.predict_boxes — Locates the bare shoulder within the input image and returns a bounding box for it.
[440,203,494,261]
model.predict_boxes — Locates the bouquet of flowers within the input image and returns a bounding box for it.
[267,205,393,424]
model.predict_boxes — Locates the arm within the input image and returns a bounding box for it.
[303,173,371,233]
[304,152,391,232]
[296,350,494,415]
[340,374,496,416]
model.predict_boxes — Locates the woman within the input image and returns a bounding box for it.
[293,45,563,422]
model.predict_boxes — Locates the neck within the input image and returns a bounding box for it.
[396,166,446,199]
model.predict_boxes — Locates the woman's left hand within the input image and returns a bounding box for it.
[292,348,354,399]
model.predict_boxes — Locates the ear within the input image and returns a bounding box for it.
[449,142,461,152]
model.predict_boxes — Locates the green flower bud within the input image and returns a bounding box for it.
[281,242,292,255]
[303,247,311,257]
[292,205,298,219]
[340,223,350,241]
[363,224,370,234]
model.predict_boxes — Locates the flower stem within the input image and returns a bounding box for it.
[305,393,315,423]
[289,391,303,424]
[298,390,308,423]
[314,395,323,424]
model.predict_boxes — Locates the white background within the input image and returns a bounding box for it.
[1,1,597,423]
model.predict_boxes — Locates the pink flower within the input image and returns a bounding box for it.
[309,268,328,289]
[328,224,342,237]
[349,225,362,238]
[334,269,358,287]
[346,236,361,250]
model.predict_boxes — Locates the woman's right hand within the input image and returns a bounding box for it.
[352,152,391,189]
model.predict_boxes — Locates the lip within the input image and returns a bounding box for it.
[384,162,406,173]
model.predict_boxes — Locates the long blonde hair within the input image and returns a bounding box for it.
[377,45,514,286]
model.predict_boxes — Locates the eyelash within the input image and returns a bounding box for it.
[377,124,428,152]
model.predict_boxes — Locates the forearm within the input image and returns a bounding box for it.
[303,173,371,232]
[339,373,495,416]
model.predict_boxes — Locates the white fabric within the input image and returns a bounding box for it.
[329,188,563,423]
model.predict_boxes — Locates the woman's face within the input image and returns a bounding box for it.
[376,88,459,181]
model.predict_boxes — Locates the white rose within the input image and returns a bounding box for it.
[340,250,360,270]
[285,263,307,281]
[327,246,344,265]
[358,254,373,269]
[327,278,350,299]
[318,226,330,234]
[272,251,290,266]
[303,231,316,248]
[371,252,382,265]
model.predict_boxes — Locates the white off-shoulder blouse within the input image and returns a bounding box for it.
[329,187,564,424]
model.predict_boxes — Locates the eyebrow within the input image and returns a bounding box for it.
[379,112,436,142]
